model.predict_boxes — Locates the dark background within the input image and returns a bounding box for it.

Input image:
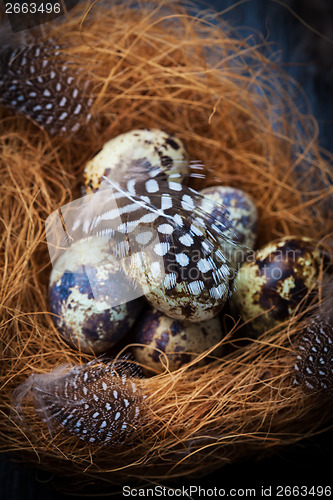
[1,0,332,497]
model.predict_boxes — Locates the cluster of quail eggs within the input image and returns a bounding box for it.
[49,128,321,374]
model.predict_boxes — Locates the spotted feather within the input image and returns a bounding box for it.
[12,356,145,445]
[55,165,247,321]
[70,164,239,250]
[293,280,333,395]
[293,318,333,394]
[65,167,243,286]
[0,41,94,136]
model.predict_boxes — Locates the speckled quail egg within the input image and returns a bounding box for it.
[84,128,189,193]
[49,237,143,354]
[132,308,224,374]
[199,186,258,271]
[229,236,321,334]
[122,242,230,323]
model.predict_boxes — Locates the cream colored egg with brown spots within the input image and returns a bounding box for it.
[49,238,143,354]
[229,236,321,334]
[122,245,230,323]
[199,186,258,271]
[132,308,224,374]
[84,129,189,193]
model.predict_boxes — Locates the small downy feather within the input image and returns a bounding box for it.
[12,356,146,445]
[293,279,333,395]
[0,40,94,136]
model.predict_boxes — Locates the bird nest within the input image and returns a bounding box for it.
[0,0,333,494]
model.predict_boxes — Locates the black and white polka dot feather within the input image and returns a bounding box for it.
[0,41,93,136]
[293,281,333,395]
[67,168,244,298]
[294,318,333,394]
[12,357,145,445]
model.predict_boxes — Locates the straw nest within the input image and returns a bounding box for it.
[1,0,332,494]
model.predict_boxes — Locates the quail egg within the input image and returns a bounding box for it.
[199,186,258,271]
[123,241,230,323]
[229,236,321,334]
[132,308,224,374]
[49,237,143,354]
[84,128,189,193]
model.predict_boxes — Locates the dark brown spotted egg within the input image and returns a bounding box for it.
[132,308,224,374]
[229,236,321,334]
[49,238,143,354]
[83,128,189,193]
[199,186,258,271]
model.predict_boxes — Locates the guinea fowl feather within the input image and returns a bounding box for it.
[0,38,94,136]
[294,279,333,395]
[12,357,145,445]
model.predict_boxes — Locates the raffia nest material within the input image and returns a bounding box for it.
[1,0,333,494]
